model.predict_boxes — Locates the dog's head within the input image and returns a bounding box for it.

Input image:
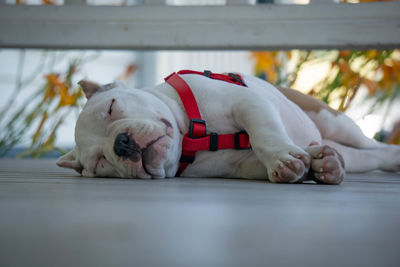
[57,80,181,178]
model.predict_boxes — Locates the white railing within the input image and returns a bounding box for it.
[0,0,399,50]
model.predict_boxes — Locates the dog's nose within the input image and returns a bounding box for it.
[113,133,141,161]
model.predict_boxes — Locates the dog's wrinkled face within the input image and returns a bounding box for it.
[57,81,181,179]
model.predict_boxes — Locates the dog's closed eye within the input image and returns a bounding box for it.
[108,99,116,116]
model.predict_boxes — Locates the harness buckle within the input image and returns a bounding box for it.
[228,73,247,87]
[209,132,218,151]
[204,70,212,78]
[234,131,250,150]
[189,119,207,139]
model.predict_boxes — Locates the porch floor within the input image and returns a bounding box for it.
[1,159,399,267]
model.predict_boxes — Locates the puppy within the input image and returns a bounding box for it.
[57,71,400,184]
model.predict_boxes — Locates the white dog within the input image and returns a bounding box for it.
[57,70,400,184]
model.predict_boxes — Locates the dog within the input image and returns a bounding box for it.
[57,70,400,184]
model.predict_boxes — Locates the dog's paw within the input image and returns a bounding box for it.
[304,143,345,185]
[380,144,400,172]
[267,147,311,183]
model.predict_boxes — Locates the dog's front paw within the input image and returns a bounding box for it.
[305,144,345,185]
[267,147,311,183]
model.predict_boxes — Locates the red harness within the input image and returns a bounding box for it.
[164,70,251,176]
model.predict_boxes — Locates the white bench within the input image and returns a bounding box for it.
[0,0,399,50]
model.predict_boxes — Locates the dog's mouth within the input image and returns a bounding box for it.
[141,160,151,177]
[113,132,169,178]
[128,157,152,179]
[109,117,174,179]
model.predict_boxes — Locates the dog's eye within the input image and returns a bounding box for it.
[108,99,116,116]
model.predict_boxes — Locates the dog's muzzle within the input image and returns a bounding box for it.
[113,133,141,162]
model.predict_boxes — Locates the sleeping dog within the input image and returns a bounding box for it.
[57,71,400,184]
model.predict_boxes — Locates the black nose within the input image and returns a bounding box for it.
[113,133,141,161]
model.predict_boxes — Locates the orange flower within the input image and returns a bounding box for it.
[57,88,81,108]
[391,60,400,82]
[362,78,379,96]
[44,73,65,101]
[379,64,396,90]
[337,61,350,73]
[366,50,378,59]
[251,51,280,83]
[339,50,351,58]
[42,0,56,4]
[43,72,82,108]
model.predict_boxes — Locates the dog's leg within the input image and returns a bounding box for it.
[320,139,400,172]
[233,94,311,183]
[307,110,384,149]
[278,87,383,149]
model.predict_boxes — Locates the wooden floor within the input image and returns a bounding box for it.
[1,159,400,267]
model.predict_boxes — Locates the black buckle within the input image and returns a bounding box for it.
[234,131,249,150]
[204,70,212,78]
[228,73,247,87]
[180,155,195,163]
[189,119,206,139]
[209,132,218,151]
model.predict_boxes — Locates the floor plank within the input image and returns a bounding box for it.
[1,159,400,267]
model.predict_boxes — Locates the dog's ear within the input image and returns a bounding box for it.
[56,148,83,174]
[78,80,115,99]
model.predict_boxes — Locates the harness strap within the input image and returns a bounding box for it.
[181,132,250,152]
[164,70,251,176]
[165,73,207,138]
[167,70,247,87]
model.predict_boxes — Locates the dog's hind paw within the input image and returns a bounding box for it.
[379,144,400,172]
[305,144,345,185]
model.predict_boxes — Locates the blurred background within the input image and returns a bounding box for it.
[0,0,399,158]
